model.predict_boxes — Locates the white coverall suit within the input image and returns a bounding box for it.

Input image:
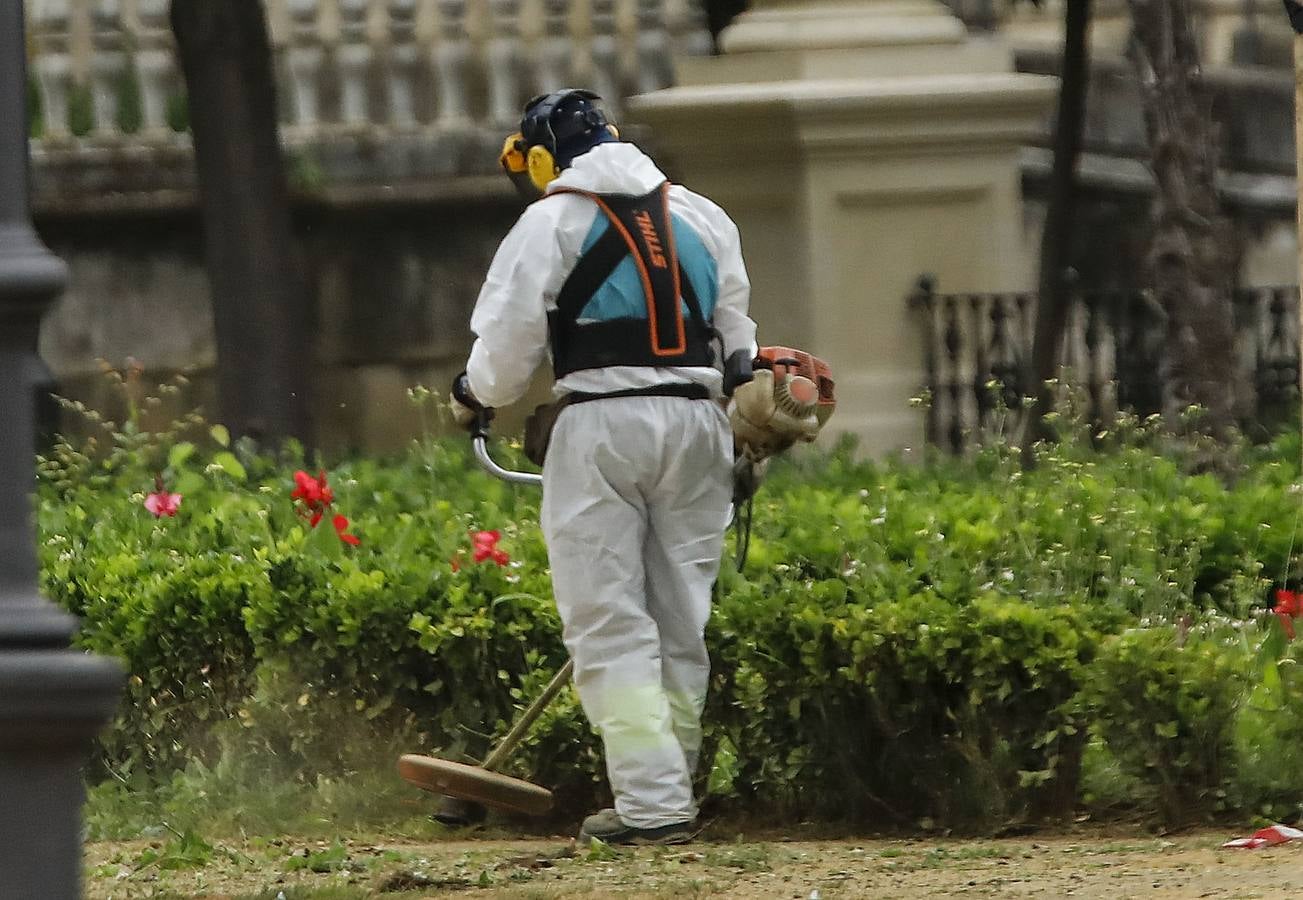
[464,141,757,828]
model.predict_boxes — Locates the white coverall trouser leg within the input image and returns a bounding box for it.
[541,395,733,828]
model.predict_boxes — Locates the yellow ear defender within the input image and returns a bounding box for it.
[522,124,616,192]
[499,132,528,174]
[526,144,559,192]
[500,131,547,200]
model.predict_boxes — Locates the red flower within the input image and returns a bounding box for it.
[1273,589,1301,618]
[291,469,335,526]
[453,530,510,570]
[289,469,359,547]
[1273,589,1300,640]
[333,514,361,546]
[291,469,336,526]
[144,491,182,518]
[472,530,509,566]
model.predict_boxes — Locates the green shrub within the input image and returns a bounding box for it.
[1233,629,1303,823]
[1085,626,1250,826]
[37,375,1302,830]
[711,579,1093,827]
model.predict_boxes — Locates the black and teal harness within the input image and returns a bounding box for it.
[547,182,719,382]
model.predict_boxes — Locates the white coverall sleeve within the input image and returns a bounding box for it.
[464,204,564,409]
[710,215,758,360]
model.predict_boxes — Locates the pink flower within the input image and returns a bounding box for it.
[144,491,182,518]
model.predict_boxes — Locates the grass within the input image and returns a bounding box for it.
[85,743,482,843]
[700,843,773,872]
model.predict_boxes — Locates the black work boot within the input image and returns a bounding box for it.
[577,808,696,846]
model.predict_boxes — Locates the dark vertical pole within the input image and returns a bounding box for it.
[1291,1,1303,468]
[1027,0,1092,449]
[0,2,123,896]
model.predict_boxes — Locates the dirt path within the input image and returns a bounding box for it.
[86,831,1303,899]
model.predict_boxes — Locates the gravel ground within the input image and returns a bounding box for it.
[85,829,1303,899]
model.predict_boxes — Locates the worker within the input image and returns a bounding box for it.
[449,88,757,846]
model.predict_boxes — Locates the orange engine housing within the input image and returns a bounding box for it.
[755,346,836,423]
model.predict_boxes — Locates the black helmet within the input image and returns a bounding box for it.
[519,89,614,167]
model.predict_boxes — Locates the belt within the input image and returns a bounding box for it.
[565,383,712,405]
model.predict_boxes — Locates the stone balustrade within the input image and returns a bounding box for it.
[952,0,1294,69]
[910,279,1301,453]
[25,0,712,146]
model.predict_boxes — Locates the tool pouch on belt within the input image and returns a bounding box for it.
[523,399,570,467]
[523,383,711,467]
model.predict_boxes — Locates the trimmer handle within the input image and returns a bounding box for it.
[470,406,494,441]
[471,414,543,487]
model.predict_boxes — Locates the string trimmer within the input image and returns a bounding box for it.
[397,409,565,825]
[397,362,822,823]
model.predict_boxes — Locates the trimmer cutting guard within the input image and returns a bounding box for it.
[398,754,554,817]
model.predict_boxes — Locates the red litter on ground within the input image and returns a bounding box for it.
[1221,825,1303,849]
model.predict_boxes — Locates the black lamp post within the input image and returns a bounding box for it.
[0,2,123,896]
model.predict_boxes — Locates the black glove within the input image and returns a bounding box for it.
[449,372,492,432]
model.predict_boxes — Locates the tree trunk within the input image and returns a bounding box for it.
[170,0,311,445]
[1028,0,1093,446]
[1126,0,1242,436]
[1291,3,1303,466]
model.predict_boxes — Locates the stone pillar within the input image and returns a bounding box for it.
[134,0,177,137]
[634,0,674,94]
[629,0,1054,455]
[589,0,623,117]
[286,0,327,131]
[536,0,572,92]
[30,0,73,141]
[385,0,421,128]
[87,0,127,138]
[433,0,472,128]
[337,0,373,127]
[667,0,713,58]
[486,0,525,127]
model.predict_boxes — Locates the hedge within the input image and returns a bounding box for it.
[37,385,1303,829]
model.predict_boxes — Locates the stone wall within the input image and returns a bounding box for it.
[35,187,538,453]
[28,2,1300,453]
